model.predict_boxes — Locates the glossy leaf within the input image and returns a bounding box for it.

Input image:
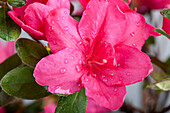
[148,78,170,91]
[0,6,21,41]
[0,87,14,107]
[55,87,87,113]
[0,54,22,80]
[161,9,170,19]
[154,29,170,39]
[7,0,26,7]
[1,65,50,99]
[150,64,168,82]
[16,38,48,68]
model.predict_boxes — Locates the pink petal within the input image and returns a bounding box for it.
[86,98,110,113]
[98,45,152,86]
[46,0,70,10]
[8,11,46,40]
[34,48,86,94]
[79,0,89,9]
[82,75,126,110]
[79,1,128,46]
[24,3,52,34]
[44,104,57,113]
[162,4,170,35]
[119,11,160,50]
[45,9,84,53]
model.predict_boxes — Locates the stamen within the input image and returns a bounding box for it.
[103,59,107,63]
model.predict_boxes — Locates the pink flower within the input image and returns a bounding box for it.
[0,107,5,113]
[0,41,15,63]
[8,0,70,40]
[34,0,159,110]
[132,0,170,13]
[44,104,57,113]
[86,98,110,113]
[162,4,170,35]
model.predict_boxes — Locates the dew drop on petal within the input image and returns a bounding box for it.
[114,88,117,92]
[51,20,55,24]
[85,78,89,82]
[136,21,140,27]
[64,26,69,31]
[60,68,66,74]
[132,44,136,47]
[49,26,53,31]
[62,16,65,20]
[71,56,74,60]
[76,41,82,46]
[130,32,135,37]
[64,59,68,64]
[103,79,107,82]
[111,73,114,76]
[127,72,131,76]
[117,64,120,67]
[102,75,105,78]
[64,11,67,14]
[53,40,57,45]
[79,60,82,65]
[56,17,60,21]
[93,74,96,77]
[75,65,81,72]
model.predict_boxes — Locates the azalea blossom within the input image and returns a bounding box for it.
[8,0,70,40]
[34,0,160,110]
[43,104,57,113]
[162,4,170,35]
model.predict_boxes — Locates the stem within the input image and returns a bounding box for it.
[150,56,170,74]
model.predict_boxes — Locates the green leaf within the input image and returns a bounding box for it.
[55,87,87,113]
[16,38,48,68]
[160,9,170,19]
[0,54,22,80]
[147,78,170,91]
[1,65,50,99]
[0,6,21,41]
[7,0,26,7]
[154,29,170,39]
[0,87,14,107]
[150,64,168,82]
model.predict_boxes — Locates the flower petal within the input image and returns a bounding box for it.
[8,11,46,40]
[82,75,126,110]
[98,45,152,86]
[24,3,52,34]
[79,0,127,46]
[46,0,70,10]
[34,48,86,94]
[119,12,160,50]
[45,9,84,53]
[162,4,170,35]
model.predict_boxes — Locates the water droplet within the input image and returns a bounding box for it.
[127,72,131,76]
[64,11,67,14]
[111,73,114,76]
[49,26,53,31]
[130,32,135,37]
[136,22,140,27]
[132,44,136,47]
[85,78,89,82]
[60,68,66,74]
[117,81,121,84]
[75,65,81,72]
[62,16,65,20]
[117,64,120,66]
[78,84,81,86]
[70,56,74,60]
[64,26,69,31]
[64,59,68,64]
[114,89,117,92]
[76,41,82,46]
[53,40,57,45]
[103,79,107,82]
[102,75,105,78]
[79,60,82,65]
